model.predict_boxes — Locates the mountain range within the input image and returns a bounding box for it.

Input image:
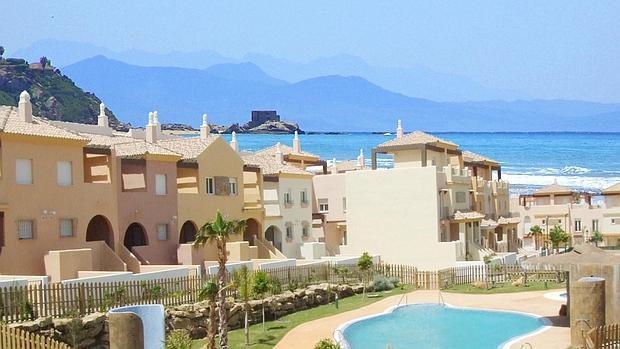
[60,55,620,132]
[14,39,528,102]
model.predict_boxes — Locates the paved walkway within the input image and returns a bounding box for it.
[274,289,570,349]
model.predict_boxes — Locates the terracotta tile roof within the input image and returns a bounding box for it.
[497,216,521,225]
[241,153,313,176]
[78,132,180,158]
[453,211,485,220]
[0,106,87,141]
[158,136,219,160]
[481,219,498,228]
[328,160,362,173]
[377,130,458,148]
[463,150,498,165]
[603,182,620,195]
[533,182,573,196]
[256,143,319,159]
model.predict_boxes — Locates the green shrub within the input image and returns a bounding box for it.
[372,275,395,292]
[388,276,400,288]
[165,329,192,349]
[314,338,342,349]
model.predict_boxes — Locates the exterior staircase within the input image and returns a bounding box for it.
[253,236,286,259]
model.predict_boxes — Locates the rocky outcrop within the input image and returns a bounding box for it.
[167,283,364,339]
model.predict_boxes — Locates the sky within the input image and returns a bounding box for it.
[2,0,619,102]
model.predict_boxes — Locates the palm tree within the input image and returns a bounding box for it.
[529,225,543,250]
[39,56,49,72]
[232,265,253,345]
[0,46,5,59]
[198,281,218,349]
[194,211,246,349]
[252,270,271,332]
[549,225,569,254]
[357,252,374,298]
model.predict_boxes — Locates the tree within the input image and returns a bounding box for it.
[357,252,374,298]
[232,265,253,346]
[198,281,218,349]
[0,46,4,59]
[333,265,350,285]
[194,211,246,349]
[39,56,49,71]
[529,225,543,250]
[591,230,603,247]
[549,225,569,253]
[252,270,271,332]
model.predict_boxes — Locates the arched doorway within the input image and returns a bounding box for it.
[86,215,114,248]
[179,221,198,244]
[264,225,282,251]
[243,219,261,245]
[124,222,148,250]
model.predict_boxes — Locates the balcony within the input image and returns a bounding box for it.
[443,165,471,184]
[492,180,509,195]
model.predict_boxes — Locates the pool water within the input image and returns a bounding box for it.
[339,304,547,349]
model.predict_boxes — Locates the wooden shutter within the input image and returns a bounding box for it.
[214,176,230,195]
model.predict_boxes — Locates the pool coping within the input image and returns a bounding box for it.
[333,301,553,349]
[543,290,567,302]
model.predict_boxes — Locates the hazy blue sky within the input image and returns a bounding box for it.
[3,0,619,102]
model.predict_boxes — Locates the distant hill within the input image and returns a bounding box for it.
[0,57,122,127]
[63,56,620,132]
[14,39,528,101]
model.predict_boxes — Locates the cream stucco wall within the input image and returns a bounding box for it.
[342,166,464,269]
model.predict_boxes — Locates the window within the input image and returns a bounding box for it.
[57,161,72,186]
[592,219,599,232]
[342,197,347,212]
[206,177,214,195]
[286,225,293,239]
[574,219,581,232]
[455,192,466,203]
[302,225,309,238]
[59,219,74,237]
[16,159,33,185]
[300,190,308,204]
[17,220,34,240]
[284,191,292,204]
[155,174,167,195]
[612,218,618,225]
[318,199,329,212]
[157,224,168,240]
[228,178,237,196]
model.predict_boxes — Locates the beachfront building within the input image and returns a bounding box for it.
[243,141,320,259]
[512,181,620,248]
[334,121,516,269]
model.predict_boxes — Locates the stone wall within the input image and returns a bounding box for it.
[10,283,364,346]
[167,283,364,339]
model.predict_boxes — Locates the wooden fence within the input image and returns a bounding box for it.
[587,324,620,349]
[0,263,562,324]
[0,324,71,349]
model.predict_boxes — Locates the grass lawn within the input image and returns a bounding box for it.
[443,281,565,294]
[191,286,411,349]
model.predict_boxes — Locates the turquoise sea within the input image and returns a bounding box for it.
[217,132,620,195]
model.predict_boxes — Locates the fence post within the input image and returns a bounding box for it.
[78,283,86,316]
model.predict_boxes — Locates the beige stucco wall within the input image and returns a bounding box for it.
[342,166,463,269]
[116,156,179,264]
[312,173,346,222]
[0,134,119,275]
[176,138,245,245]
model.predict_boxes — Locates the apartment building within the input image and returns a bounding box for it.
[512,181,620,247]
[336,121,516,269]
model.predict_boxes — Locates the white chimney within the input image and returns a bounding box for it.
[153,110,161,134]
[331,158,338,174]
[146,112,158,143]
[357,148,365,169]
[200,113,211,141]
[98,103,109,128]
[230,131,239,152]
[396,119,404,139]
[293,130,301,153]
[18,91,33,123]
[275,142,284,164]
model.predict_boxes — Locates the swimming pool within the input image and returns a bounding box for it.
[335,304,549,349]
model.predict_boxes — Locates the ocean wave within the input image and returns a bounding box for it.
[501,173,620,191]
